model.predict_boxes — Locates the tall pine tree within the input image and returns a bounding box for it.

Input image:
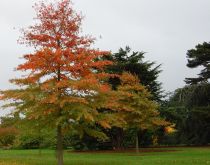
[185,42,210,84]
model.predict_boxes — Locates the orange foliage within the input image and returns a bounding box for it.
[1,0,116,131]
[0,127,18,136]
[164,124,176,134]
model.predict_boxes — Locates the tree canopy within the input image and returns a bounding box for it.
[161,84,210,145]
[185,42,210,84]
[0,1,117,164]
[107,46,163,101]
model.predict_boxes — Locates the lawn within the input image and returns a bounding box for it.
[0,147,209,165]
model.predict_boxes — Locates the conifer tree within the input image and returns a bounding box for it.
[185,42,210,84]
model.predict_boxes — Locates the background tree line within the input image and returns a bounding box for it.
[0,46,168,150]
[0,42,210,151]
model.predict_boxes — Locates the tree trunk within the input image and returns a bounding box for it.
[38,127,42,156]
[136,132,139,153]
[56,125,63,165]
[56,61,63,165]
[111,127,124,150]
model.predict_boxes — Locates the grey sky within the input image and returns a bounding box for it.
[1,0,210,94]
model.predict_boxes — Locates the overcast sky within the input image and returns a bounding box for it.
[1,0,210,96]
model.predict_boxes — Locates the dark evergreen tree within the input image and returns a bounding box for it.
[185,42,210,84]
[179,42,210,144]
[108,46,163,102]
[160,84,210,145]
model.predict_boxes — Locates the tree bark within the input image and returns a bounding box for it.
[111,127,124,150]
[56,56,63,165]
[136,132,139,153]
[56,125,63,165]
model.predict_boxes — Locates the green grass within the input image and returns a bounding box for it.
[0,147,209,165]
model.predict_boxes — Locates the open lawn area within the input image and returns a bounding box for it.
[0,147,209,165]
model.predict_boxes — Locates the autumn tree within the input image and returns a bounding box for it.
[102,47,163,149]
[114,73,168,152]
[0,1,116,164]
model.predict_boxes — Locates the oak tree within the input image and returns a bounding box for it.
[112,73,169,152]
[0,1,115,164]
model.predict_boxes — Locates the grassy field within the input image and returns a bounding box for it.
[0,147,209,165]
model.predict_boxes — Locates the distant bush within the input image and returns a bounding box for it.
[0,127,18,148]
